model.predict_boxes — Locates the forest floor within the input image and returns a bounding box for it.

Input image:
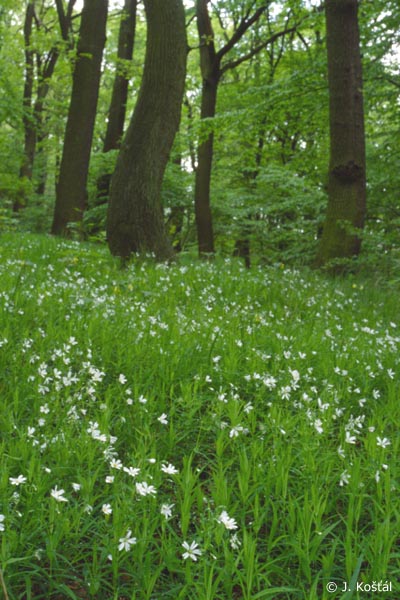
[0,234,399,599]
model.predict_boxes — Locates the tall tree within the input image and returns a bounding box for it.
[16,2,35,211]
[52,0,108,235]
[316,0,366,268]
[194,0,296,256]
[16,0,76,210]
[107,0,187,261]
[96,0,137,205]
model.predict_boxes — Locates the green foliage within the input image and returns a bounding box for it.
[214,164,326,265]
[0,0,399,269]
[0,234,399,597]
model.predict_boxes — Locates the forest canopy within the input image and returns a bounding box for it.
[0,0,399,273]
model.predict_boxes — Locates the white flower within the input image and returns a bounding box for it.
[136,482,157,497]
[158,413,168,425]
[72,482,81,491]
[279,386,291,400]
[262,375,277,389]
[118,530,137,551]
[50,486,68,502]
[313,419,323,434]
[290,369,300,383]
[110,458,123,470]
[105,475,114,484]
[123,466,140,478]
[230,532,241,549]
[182,540,202,561]
[161,463,179,475]
[138,395,147,404]
[345,431,356,444]
[376,436,391,448]
[339,470,351,486]
[217,510,238,530]
[0,514,5,532]
[218,391,227,403]
[9,475,27,486]
[118,374,127,384]
[160,503,174,519]
[229,425,245,438]
[102,503,112,515]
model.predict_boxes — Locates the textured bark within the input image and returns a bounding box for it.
[52,0,108,235]
[316,0,366,268]
[107,0,187,261]
[96,0,137,204]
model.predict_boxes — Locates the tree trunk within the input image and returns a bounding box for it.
[33,51,60,196]
[96,0,137,204]
[194,0,219,256]
[15,2,35,212]
[52,0,108,236]
[107,0,187,261]
[17,1,75,211]
[316,0,366,268]
[194,1,293,257]
[195,75,219,255]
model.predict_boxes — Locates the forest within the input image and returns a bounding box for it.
[0,1,399,599]
[0,0,399,272]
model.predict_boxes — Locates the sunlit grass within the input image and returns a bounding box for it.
[0,233,399,599]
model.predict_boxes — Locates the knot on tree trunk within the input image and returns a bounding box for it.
[332,160,364,183]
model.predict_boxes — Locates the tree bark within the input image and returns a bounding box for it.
[194,0,220,256]
[107,0,187,261]
[316,0,366,268]
[52,0,108,236]
[195,77,219,255]
[96,0,137,204]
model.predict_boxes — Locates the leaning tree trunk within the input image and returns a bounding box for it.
[96,0,137,205]
[107,0,187,261]
[52,0,108,236]
[316,0,366,268]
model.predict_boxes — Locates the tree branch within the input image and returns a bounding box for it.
[221,26,297,74]
[216,4,269,63]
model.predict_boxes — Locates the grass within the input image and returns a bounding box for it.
[0,233,399,599]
